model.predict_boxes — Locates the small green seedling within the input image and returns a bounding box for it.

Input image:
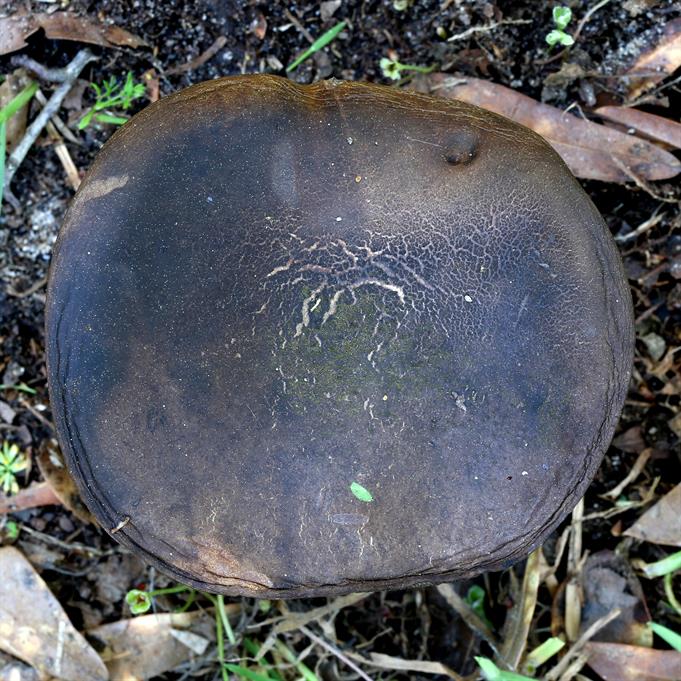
[546,6,574,47]
[465,584,492,629]
[78,72,145,130]
[0,81,38,213]
[379,57,435,81]
[350,481,373,502]
[286,21,346,73]
[0,441,28,495]
[4,519,19,540]
[475,657,534,681]
[125,584,191,615]
[0,382,37,395]
[648,621,681,652]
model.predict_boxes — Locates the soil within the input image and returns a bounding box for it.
[0,1,680,680]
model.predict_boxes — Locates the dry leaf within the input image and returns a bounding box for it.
[36,439,95,524]
[0,481,60,514]
[427,74,681,184]
[625,18,681,99]
[346,651,463,679]
[0,12,148,56]
[580,552,651,647]
[595,106,681,150]
[586,641,681,681]
[625,483,681,546]
[88,611,214,681]
[0,546,108,681]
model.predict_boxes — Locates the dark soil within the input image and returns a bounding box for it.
[1,1,680,679]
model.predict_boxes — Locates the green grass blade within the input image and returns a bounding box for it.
[286,21,346,72]
[223,663,277,681]
[0,81,38,125]
[641,550,681,579]
[0,122,6,213]
[94,113,128,126]
[274,639,320,681]
[524,637,565,673]
[475,657,535,681]
[648,622,681,652]
[217,594,236,645]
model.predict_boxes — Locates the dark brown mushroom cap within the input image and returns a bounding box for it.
[46,76,634,597]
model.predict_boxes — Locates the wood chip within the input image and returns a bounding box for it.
[427,74,681,183]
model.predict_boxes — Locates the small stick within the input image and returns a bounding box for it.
[166,36,227,75]
[11,55,74,83]
[447,19,531,43]
[3,49,96,201]
[35,89,81,145]
[300,625,373,681]
[545,608,621,681]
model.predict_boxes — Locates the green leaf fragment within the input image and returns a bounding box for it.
[640,550,681,579]
[286,21,347,73]
[476,657,535,681]
[223,664,278,681]
[648,621,681,652]
[350,481,373,502]
[553,6,572,30]
[125,589,152,614]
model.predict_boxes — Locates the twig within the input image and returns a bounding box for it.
[565,498,585,642]
[35,89,81,145]
[603,447,652,500]
[611,156,679,203]
[436,583,502,658]
[10,55,74,83]
[300,625,373,681]
[500,549,541,669]
[166,36,227,75]
[6,275,47,298]
[284,9,314,43]
[447,19,531,43]
[614,210,665,243]
[545,608,621,681]
[572,0,611,41]
[3,49,96,201]
[18,522,119,556]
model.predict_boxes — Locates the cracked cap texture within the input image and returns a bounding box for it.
[46,75,634,597]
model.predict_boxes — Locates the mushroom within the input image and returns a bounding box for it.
[46,76,634,597]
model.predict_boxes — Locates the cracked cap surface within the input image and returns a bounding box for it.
[46,75,634,597]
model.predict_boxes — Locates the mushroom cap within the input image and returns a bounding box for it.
[46,76,634,597]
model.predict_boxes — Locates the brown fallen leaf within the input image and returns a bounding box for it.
[426,73,681,184]
[580,552,651,647]
[0,546,109,681]
[595,106,681,150]
[624,18,681,100]
[585,641,681,681]
[89,611,214,681]
[0,12,148,57]
[0,481,60,514]
[36,439,95,524]
[625,483,681,546]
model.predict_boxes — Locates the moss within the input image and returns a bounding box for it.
[270,288,453,420]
